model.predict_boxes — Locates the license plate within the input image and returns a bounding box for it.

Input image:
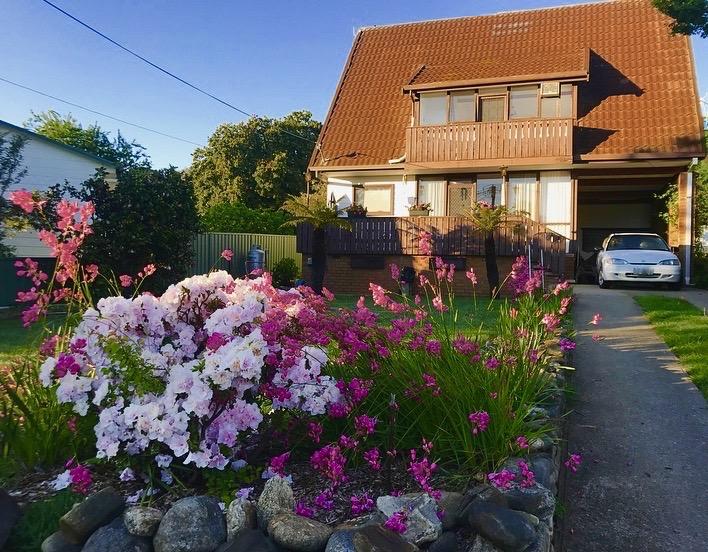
[634,267,653,276]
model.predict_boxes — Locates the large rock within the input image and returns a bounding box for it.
[376,493,441,545]
[81,517,151,552]
[215,528,281,552]
[123,506,163,537]
[428,531,458,552]
[466,501,537,552]
[257,476,295,530]
[496,483,555,520]
[528,454,556,492]
[0,489,21,550]
[268,511,332,551]
[436,491,464,531]
[325,524,419,552]
[226,499,257,540]
[470,535,504,552]
[41,531,82,552]
[59,487,125,544]
[153,495,226,552]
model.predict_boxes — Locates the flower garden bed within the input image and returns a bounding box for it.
[1,193,582,552]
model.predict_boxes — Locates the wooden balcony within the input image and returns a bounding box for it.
[296,216,567,274]
[405,118,574,168]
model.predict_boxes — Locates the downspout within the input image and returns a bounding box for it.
[685,157,698,285]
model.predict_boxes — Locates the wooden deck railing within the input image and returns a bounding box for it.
[296,216,567,275]
[405,119,573,165]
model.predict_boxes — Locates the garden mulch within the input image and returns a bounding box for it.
[561,285,708,552]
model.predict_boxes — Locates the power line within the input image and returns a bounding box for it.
[0,76,204,147]
[39,0,316,145]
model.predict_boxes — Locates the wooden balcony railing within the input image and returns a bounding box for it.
[405,118,574,166]
[296,216,567,275]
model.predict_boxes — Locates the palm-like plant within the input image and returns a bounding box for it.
[469,201,510,297]
[282,194,350,293]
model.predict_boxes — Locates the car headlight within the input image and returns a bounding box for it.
[658,258,680,266]
[604,257,629,265]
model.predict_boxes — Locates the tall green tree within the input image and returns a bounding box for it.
[653,0,708,37]
[26,110,150,169]
[0,132,28,258]
[189,111,320,213]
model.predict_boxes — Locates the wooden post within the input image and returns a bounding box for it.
[677,170,694,285]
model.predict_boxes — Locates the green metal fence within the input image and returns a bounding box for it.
[192,233,301,277]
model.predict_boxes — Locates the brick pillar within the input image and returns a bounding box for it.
[677,171,694,285]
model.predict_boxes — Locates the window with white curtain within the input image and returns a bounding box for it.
[417,178,446,215]
[539,171,572,238]
[507,173,537,216]
[361,184,394,215]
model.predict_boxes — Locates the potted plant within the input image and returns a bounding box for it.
[345,204,368,219]
[408,202,431,216]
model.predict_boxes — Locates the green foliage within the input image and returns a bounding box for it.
[0,132,28,258]
[203,465,259,503]
[200,202,294,234]
[281,195,350,232]
[46,167,200,293]
[189,111,321,213]
[27,110,150,169]
[635,295,708,397]
[652,0,708,37]
[5,491,81,552]
[468,203,511,233]
[328,289,566,474]
[271,257,300,288]
[102,338,166,397]
[0,359,95,479]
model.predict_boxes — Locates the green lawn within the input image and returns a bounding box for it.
[330,294,504,337]
[0,316,43,367]
[635,295,708,398]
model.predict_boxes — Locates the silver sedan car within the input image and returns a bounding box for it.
[596,233,682,290]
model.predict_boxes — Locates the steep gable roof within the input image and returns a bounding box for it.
[311,0,704,169]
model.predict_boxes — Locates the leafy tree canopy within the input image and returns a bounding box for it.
[26,110,150,169]
[200,202,294,235]
[189,111,320,213]
[653,0,708,37]
[45,167,199,293]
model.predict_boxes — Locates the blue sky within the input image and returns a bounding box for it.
[1,0,706,168]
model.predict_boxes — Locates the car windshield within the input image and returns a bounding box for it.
[606,235,669,251]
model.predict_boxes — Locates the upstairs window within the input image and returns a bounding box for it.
[509,85,539,119]
[541,83,573,118]
[419,92,448,125]
[450,91,476,122]
[479,96,506,122]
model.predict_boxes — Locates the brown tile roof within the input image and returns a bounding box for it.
[311,0,704,169]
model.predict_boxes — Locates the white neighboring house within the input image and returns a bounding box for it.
[1,119,118,257]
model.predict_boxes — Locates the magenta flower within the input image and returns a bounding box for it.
[517,460,536,488]
[564,453,582,473]
[384,510,408,533]
[484,357,500,370]
[354,415,377,436]
[432,295,448,313]
[9,189,37,213]
[295,501,314,518]
[314,490,334,511]
[468,411,490,435]
[465,268,478,285]
[488,469,515,489]
[528,349,539,363]
[339,435,359,450]
[425,340,442,355]
[516,436,529,449]
[119,274,133,288]
[350,492,374,515]
[390,263,400,281]
[363,448,381,471]
[418,231,433,256]
[268,451,290,477]
[558,338,576,352]
[67,462,92,494]
[307,421,323,444]
[310,445,348,486]
[221,249,233,261]
[39,335,59,357]
[541,313,560,332]
[589,313,602,325]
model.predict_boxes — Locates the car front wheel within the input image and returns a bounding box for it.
[598,271,611,289]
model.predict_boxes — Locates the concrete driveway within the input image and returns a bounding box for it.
[560,285,708,552]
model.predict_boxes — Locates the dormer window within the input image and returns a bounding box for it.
[416,82,574,125]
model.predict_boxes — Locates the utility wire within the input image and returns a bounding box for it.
[0,76,204,147]
[39,0,316,145]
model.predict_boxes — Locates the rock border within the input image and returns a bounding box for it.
[40,362,569,552]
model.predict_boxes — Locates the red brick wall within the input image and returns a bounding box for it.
[301,255,517,297]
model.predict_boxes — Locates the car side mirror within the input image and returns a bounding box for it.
[593,247,601,253]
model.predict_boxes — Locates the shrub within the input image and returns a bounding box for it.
[272,257,300,287]
[200,202,294,235]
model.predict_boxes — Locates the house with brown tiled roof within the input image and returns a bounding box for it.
[299,0,704,293]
